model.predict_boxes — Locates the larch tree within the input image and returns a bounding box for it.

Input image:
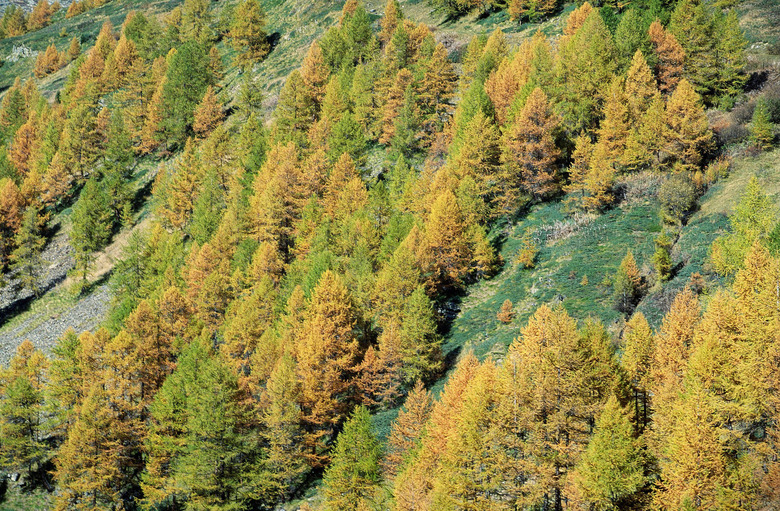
[0,179,23,269]
[295,270,361,466]
[501,87,560,201]
[664,78,712,171]
[261,355,308,504]
[161,40,212,146]
[751,98,774,150]
[622,311,654,430]
[69,178,112,286]
[571,396,648,510]
[597,77,630,168]
[613,250,642,314]
[419,189,471,293]
[383,380,432,478]
[229,0,269,70]
[650,288,700,447]
[192,85,224,139]
[624,50,659,129]
[321,406,382,511]
[711,176,778,276]
[10,207,47,296]
[53,385,123,511]
[555,9,617,132]
[648,19,685,94]
[181,0,212,44]
[0,340,49,475]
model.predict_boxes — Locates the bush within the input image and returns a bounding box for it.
[496,299,514,323]
[658,174,697,225]
[613,250,641,314]
[653,233,673,282]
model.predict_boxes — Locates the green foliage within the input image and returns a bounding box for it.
[10,208,46,296]
[711,176,778,276]
[321,405,382,511]
[145,337,257,509]
[573,396,648,510]
[659,174,697,226]
[161,40,212,146]
[69,178,112,285]
[613,249,641,314]
[653,232,673,282]
[751,99,775,150]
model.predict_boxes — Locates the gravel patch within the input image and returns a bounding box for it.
[0,284,111,366]
[0,226,112,366]
[0,227,74,314]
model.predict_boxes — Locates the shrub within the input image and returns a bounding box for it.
[658,174,697,225]
[497,299,514,323]
[515,229,537,269]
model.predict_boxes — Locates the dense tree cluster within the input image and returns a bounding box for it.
[0,0,763,509]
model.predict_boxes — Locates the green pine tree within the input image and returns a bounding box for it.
[69,178,112,287]
[751,98,774,150]
[10,207,46,297]
[321,405,382,511]
[572,396,648,510]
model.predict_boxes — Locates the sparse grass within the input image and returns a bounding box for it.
[0,487,52,511]
[436,195,661,380]
[0,0,182,92]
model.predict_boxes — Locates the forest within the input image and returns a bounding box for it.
[0,0,778,509]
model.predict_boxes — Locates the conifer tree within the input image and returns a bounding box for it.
[621,311,654,430]
[156,138,200,231]
[669,0,719,99]
[566,142,616,212]
[322,406,382,511]
[648,20,684,94]
[556,9,617,131]
[379,0,403,46]
[8,112,41,177]
[181,0,212,44]
[714,9,747,101]
[624,93,667,170]
[193,85,224,139]
[419,189,471,293]
[614,9,651,71]
[751,98,774,150]
[572,396,648,510]
[0,340,49,475]
[650,288,700,444]
[398,286,442,384]
[501,87,560,201]
[665,78,712,170]
[10,207,46,296]
[229,0,269,70]
[384,381,432,477]
[261,355,308,503]
[597,77,630,167]
[711,176,778,276]
[613,250,642,313]
[161,40,211,145]
[497,299,514,323]
[54,385,123,511]
[430,361,502,510]
[625,50,659,128]
[296,270,360,466]
[379,68,414,146]
[144,337,254,509]
[653,232,673,282]
[67,36,82,62]
[70,178,112,285]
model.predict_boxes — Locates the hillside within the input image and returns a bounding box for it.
[0,0,778,509]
